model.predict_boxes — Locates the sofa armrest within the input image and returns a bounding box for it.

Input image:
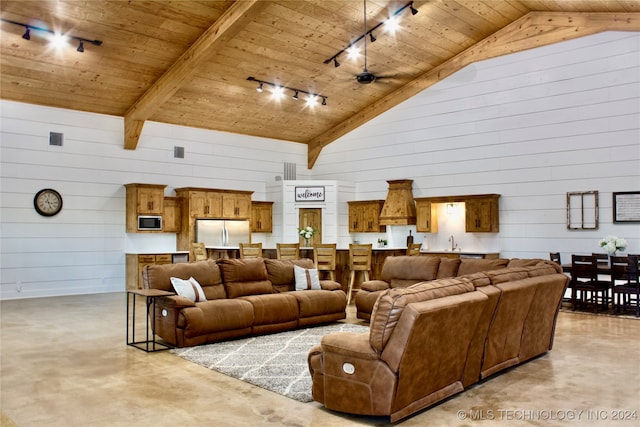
[361,280,390,292]
[157,295,196,309]
[311,331,397,417]
[321,332,378,360]
[319,280,343,291]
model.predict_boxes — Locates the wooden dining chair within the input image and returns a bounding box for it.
[407,243,422,256]
[239,242,262,258]
[313,243,337,282]
[571,254,611,313]
[190,242,208,262]
[276,243,300,260]
[610,255,639,316]
[549,252,561,265]
[347,244,373,305]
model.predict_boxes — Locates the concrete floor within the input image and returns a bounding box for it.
[1,292,639,427]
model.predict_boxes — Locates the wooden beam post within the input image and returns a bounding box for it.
[306,12,640,168]
[123,0,264,150]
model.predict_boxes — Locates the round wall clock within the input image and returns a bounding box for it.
[34,188,63,217]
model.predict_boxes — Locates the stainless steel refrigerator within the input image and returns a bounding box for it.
[196,219,251,248]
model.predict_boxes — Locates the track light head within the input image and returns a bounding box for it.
[77,40,84,52]
[333,58,340,68]
[369,32,376,43]
[293,91,299,100]
[410,2,418,15]
[22,27,30,40]
[321,97,327,106]
[256,82,263,93]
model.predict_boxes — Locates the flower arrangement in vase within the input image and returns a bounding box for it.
[599,235,627,255]
[298,226,317,247]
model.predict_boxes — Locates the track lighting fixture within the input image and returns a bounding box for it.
[0,18,102,53]
[247,77,327,107]
[323,1,418,66]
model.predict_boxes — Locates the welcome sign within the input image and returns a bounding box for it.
[295,186,325,202]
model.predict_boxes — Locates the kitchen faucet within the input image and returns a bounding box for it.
[449,235,458,251]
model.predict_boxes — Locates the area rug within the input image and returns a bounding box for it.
[171,323,369,402]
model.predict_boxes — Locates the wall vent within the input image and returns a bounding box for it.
[284,162,296,180]
[49,132,63,146]
[174,146,185,158]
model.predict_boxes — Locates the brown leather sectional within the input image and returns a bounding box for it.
[142,257,347,347]
[355,256,519,320]
[309,258,568,422]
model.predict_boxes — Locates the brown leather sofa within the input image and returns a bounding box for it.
[355,256,511,320]
[308,261,568,422]
[142,257,347,347]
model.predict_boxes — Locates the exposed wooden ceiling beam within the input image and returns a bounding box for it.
[123,0,264,150]
[306,12,640,168]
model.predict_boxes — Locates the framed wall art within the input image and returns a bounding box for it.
[613,191,640,223]
[566,191,599,230]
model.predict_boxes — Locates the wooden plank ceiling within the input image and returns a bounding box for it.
[1,1,639,167]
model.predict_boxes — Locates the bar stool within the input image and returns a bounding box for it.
[348,243,372,305]
[239,242,262,258]
[190,242,208,262]
[276,243,300,260]
[313,243,337,281]
[407,243,422,256]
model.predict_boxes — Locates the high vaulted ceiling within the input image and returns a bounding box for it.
[1,1,639,167]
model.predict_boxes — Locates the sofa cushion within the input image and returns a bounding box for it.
[526,263,562,277]
[294,265,321,290]
[507,258,546,268]
[264,258,314,287]
[460,272,492,288]
[170,277,207,302]
[142,259,226,300]
[381,256,441,285]
[457,258,509,276]
[369,278,475,353]
[218,258,272,298]
[436,257,461,279]
[484,268,529,285]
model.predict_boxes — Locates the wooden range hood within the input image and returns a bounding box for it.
[379,179,416,225]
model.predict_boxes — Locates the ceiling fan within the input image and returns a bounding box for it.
[356,0,377,84]
[356,0,386,85]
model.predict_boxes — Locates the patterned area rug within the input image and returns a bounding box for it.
[171,323,369,402]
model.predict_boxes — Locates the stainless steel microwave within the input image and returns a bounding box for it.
[138,215,162,231]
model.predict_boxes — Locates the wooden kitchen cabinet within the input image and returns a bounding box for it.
[251,201,273,232]
[223,192,251,219]
[188,191,222,218]
[465,195,500,232]
[348,200,386,233]
[415,200,438,233]
[174,187,254,251]
[124,183,166,233]
[414,194,500,233]
[126,253,185,290]
[162,197,181,232]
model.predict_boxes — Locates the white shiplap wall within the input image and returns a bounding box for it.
[0,104,309,299]
[312,31,640,259]
[1,31,639,299]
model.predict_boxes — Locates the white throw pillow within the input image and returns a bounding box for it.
[170,276,207,302]
[294,265,321,290]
